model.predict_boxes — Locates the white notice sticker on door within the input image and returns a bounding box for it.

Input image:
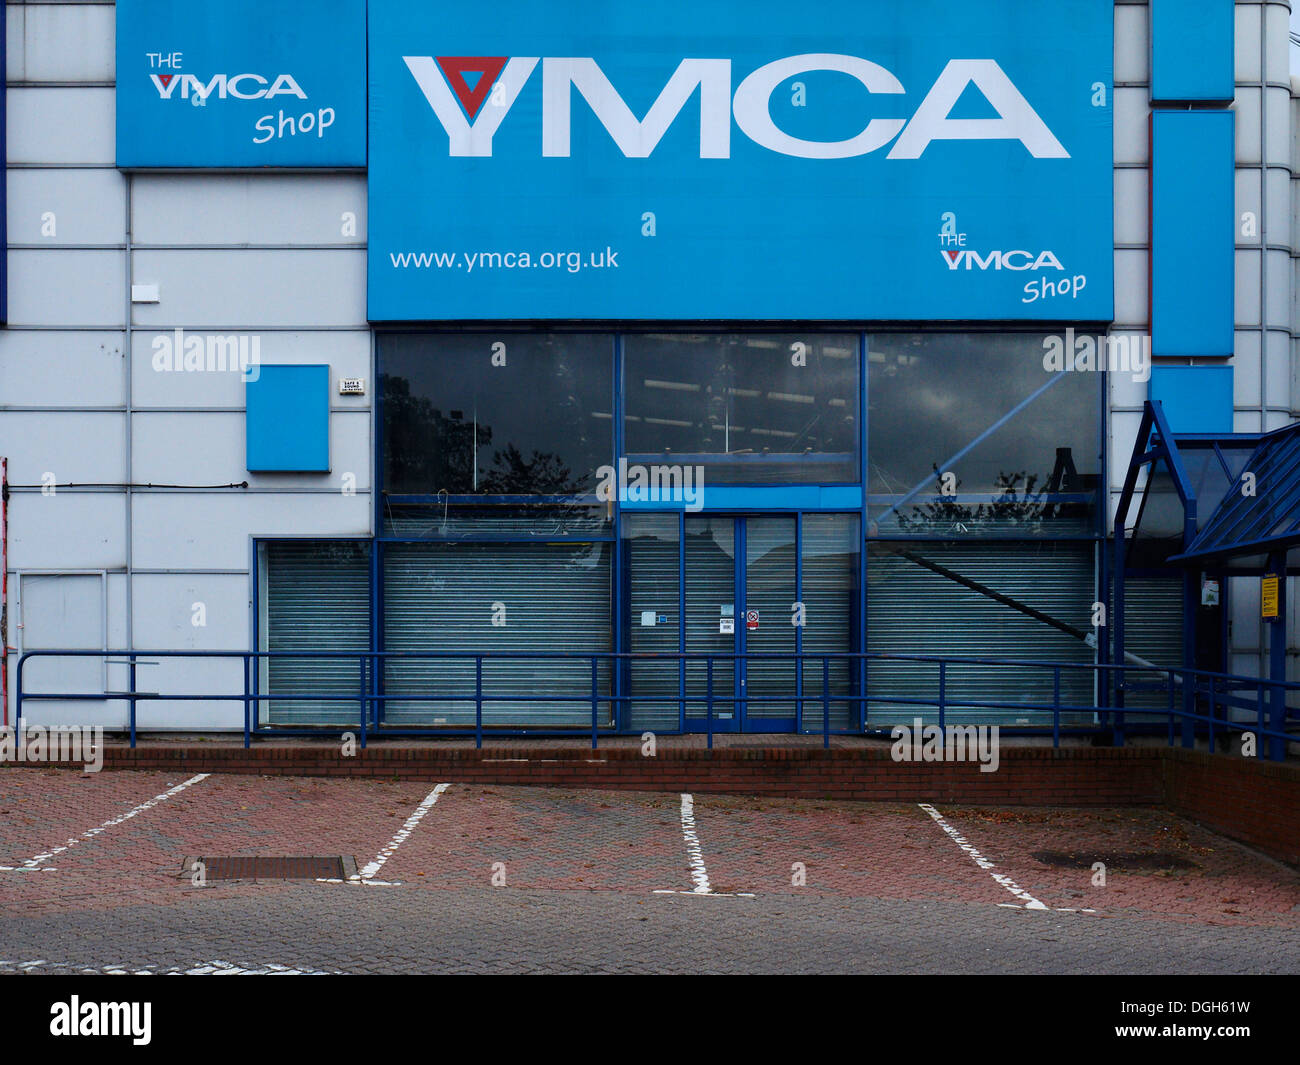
[719,618,735,634]
[640,611,657,627]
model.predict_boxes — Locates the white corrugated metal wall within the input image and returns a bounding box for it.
[0,1,1291,727]
[2,0,372,728]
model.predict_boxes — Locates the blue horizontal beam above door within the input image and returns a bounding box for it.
[620,486,863,512]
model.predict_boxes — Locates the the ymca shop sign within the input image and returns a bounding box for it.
[367,0,1114,322]
[116,0,365,168]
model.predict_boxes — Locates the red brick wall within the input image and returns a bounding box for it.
[1160,748,1300,867]
[80,743,1165,806]
[17,743,1297,865]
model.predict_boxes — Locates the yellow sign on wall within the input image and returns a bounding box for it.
[1262,574,1280,619]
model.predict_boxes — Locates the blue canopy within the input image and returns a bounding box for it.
[1169,421,1300,564]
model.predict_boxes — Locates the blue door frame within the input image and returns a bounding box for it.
[621,512,857,734]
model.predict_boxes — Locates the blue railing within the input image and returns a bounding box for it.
[13,649,1299,760]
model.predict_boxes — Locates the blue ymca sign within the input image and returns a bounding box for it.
[366,0,1114,321]
[116,0,366,169]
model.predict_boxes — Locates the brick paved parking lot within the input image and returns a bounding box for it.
[0,768,1297,974]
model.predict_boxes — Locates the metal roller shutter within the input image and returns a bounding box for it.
[625,515,682,731]
[744,517,797,721]
[866,542,1096,726]
[382,541,612,726]
[1120,577,1184,714]
[264,542,370,726]
[799,514,858,731]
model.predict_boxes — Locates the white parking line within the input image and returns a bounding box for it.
[678,793,713,894]
[17,773,210,870]
[315,877,402,888]
[916,802,1048,911]
[654,795,755,898]
[0,958,343,976]
[355,782,450,882]
[652,889,757,898]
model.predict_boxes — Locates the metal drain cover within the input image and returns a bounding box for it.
[182,856,352,880]
[1030,851,1198,873]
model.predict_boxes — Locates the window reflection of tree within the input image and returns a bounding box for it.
[382,375,488,494]
[896,451,1092,534]
[478,444,582,496]
[383,374,585,498]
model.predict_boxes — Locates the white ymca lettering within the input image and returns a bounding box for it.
[543,58,731,158]
[150,73,307,101]
[407,53,1069,160]
[942,249,1065,271]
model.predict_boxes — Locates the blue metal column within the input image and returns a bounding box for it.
[1113,524,1127,746]
[678,510,686,731]
[612,334,626,731]
[859,331,870,732]
[1181,569,1197,748]
[735,517,746,732]
[794,512,803,732]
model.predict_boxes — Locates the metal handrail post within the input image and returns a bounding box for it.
[475,656,483,750]
[822,656,830,750]
[14,654,23,740]
[706,657,714,751]
[1257,680,1264,754]
[1207,677,1216,751]
[938,661,946,734]
[1167,672,1176,747]
[129,653,137,749]
[243,653,252,749]
[1053,666,1061,749]
[358,655,368,751]
[590,657,599,751]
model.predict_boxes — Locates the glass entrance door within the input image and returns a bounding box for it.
[624,513,858,733]
[741,517,798,729]
[683,516,738,729]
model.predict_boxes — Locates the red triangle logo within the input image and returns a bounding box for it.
[158,73,174,88]
[945,250,961,264]
[436,56,509,121]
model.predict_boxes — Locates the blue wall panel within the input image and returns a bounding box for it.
[1,8,6,323]
[1150,0,1235,103]
[1151,111,1235,358]
[1149,366,1235,435]
[246,365,331,472]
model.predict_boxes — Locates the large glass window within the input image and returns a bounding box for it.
[624,333,860,484]
[380,334,613,498]
[868,333,1101,536]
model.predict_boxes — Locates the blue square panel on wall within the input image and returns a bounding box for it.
[1149,365,1234,435]
[1150,0,1234,103]
[246,365,330,472]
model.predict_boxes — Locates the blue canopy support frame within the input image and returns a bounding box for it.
[1115,401,1300,760]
